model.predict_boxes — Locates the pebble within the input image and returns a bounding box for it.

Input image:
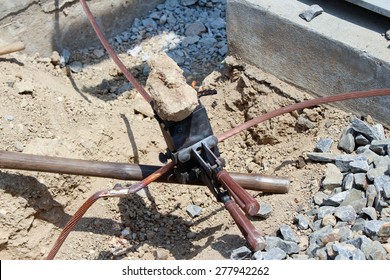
[299,4,323,22]
[279,224,299,243]
[186,204,202,218]
[265,236,300,254]
[334,205,356,223]
[255,203,273,219]
[342,173,354,191]
[93,49,105,58]
[338,126,355,153]
[5,115,14,121]
[69,61,83,73]
[60,48,70,67]
[14,141,24,152]
[351,118,381,141]
[315,138,333,153]
[295,214,310,230]
[361,207,377,220]
[322,164,343,190]
[230,246,252,260]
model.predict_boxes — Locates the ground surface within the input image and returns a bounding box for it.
[0,46,381,260]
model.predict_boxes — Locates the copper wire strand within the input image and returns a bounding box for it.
[79,0,153,104]
[218,88,390,142]
[45,162,175,260]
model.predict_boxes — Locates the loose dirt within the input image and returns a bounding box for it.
[0,47,379,260]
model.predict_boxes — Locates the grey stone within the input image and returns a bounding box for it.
[335,155,368,172]
[381,207,390,218]
[370,139,390,155]
[299,4,324,22]
[313,191,328,206]
[365,241,387,260]
[361,207,377,220]
[295,214,310,230]
[315,247,328,260]
[349,158,370,173]
[321,214,337,227]
[309,225,333,246]
[317,206,336,219]
[340,188,364,207]
[372,124,385,140]
[296,115,315,130]
[310,220,322,231]
[322,164,343,190]
[210,17,226,29]
[366,185,377,207]
[265,236,300,254]
[342,173,354,191]
[356,146,381,164]
[306,152,336,163]
[363,220,386,237]
[60,48,70,67]
[5,115,14,121]
[230,246,252,260]
[181,35,200,47]
[253,248,287,260]
[334,205,356,223]
[374,176,390,199]
[353,173,367,190]
[14,141,24,152]
[333,243,366,260]
[315,138,333,153]
[186,204,202,218]
[291,254,310,260]
[256,203,273,219]
[181,0,198,6]
[338,126,355,153]
[185,21,206,36]
[69,61,83,73]
[279,224,300,243]
[378,223,390,240]
[93,49,105,58]
[142,18,157,29]
[351,118,382,141]
[322,191,348,207]
[355,134,370,146]
[338,226,353,242]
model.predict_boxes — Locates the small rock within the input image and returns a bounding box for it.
[14,141,24,152]
[256,203,273,219]
[295,214,310,230]
[50,51,61,66]
[321,214,337,227]
[317,206,336,219]
[322,164,343,190]
[263,247,287,260]
[309,225,333,246]
[279,224,300,243]
[333,243,366,260]
[365,240,387,260]
[386,29,390,40]
[313,191,328,205]
[335,155,368,172]
[296,115,315,130]
[69,61,83,73]
[355,134,370,146]
[93,49,105,58]
[374,176,390,199]
[299,4,324,22]
[15,79,34,95]
[133,94,154,118]
[351,118,381,141]
[230,246,252,260]
[353,173,368,190]
[338,226,353,242]
[5,115,14,121]
[349,158,370,173]
[186,204,202,218]
[366,185,377,207]
[185,21,206,36]
[186,232,197,239]
[60,48,70,67]
[142,18,157,29]
[121,228,130,237]
[306,152,337,163]
[181,0,198,6]
[322,191,348,206]
[334,205,356,223]
[265,236,300,254]
[155,249,169,260]
[363,220,386,237]
[338,126,355,153]
[361,207,377,220]
[342,173,354,191]
[315,138,333,153]
[210,17,226,29]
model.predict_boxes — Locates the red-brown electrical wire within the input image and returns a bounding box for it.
[218,88,390,142]
[79,0,153,104]
[46,161,174,260]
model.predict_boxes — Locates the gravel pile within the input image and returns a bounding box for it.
[232,118,390,260]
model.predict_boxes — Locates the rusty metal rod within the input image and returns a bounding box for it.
[0,151,289,193]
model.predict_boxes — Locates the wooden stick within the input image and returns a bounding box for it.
[0,41,25,56]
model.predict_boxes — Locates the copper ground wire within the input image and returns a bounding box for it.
[46,162,175,259]
[218,89,390,142]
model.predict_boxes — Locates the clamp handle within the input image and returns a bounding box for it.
[224,199,265,252]
[217,170,260,216]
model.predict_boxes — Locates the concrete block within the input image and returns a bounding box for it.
[227,0,390,126]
